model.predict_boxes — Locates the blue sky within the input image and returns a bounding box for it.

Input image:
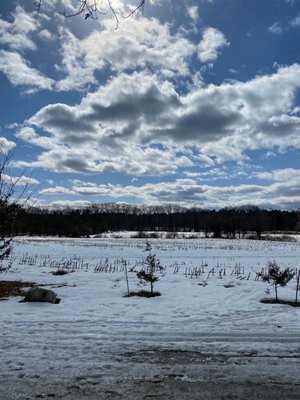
[1,0,300,209]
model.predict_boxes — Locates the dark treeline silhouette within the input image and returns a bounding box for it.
[13,204,300,238]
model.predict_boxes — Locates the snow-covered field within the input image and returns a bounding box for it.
[1,236,300,399]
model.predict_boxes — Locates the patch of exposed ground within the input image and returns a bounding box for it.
[124,290,161,298]
[0,281,74,300]
[0,280,36,300]
[260,298,300,307]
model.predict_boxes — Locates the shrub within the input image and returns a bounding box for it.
[165,232,178,239]
[259,260,295,302]
[136,241,163,296]
[51,269,69,276]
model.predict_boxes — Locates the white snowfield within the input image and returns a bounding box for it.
[1,236,300,399]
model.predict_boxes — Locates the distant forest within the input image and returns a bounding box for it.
[13,204,300,238]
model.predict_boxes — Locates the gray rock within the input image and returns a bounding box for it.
[23,287,60,304]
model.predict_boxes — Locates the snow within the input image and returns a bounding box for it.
[1,236,300,398]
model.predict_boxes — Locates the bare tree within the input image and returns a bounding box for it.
[35,0,146,29]
[0,149,33,273]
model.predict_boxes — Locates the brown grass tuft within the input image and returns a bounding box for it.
[124,290,161,298]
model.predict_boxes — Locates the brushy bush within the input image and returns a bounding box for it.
[131,231,162,239]
[136,241,164,296]
[259,260,295,302]
[51,269,69,276]
[263,235,297,242]
[125,290,161,298]
[165,232,178,239]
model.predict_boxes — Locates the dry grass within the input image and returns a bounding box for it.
[51,269,69,276]
[0,280,75,300]
[0,280,36,300]
[224,283,236,288]
[260,298,300,307]
[124,290,161,298]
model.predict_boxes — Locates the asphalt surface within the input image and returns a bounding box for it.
[2,347,300,399]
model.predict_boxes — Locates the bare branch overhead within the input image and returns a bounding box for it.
[35,0,146,29]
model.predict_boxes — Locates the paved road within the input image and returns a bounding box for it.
[1,317,300,399]
[2,345,300,399]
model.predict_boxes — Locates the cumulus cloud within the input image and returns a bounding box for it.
[16,71,190,175]
[0,137,15,154]
[197,27,230,62]
[38,29,52,41]
[39,175,300,210]
[46,200,92,209]
[17,143,192,176]
[0,6,39,51]
[55,18,195,91]
[256,168,300,182]
[2,173,39,187]
[0,6,55,92]
[40,186,75,195]
[187,5,199,23]
[184,167,233,181]
[16,127,54,149]
[2,3,299,211]
[17,63,300,175]
[0,50,54,92]
[4,5,195,94]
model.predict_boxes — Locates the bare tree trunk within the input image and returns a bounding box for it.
[275,285,278,302]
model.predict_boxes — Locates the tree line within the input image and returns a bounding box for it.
[12,204,300,238]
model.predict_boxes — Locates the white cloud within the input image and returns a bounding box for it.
[256,168,300,182]
[290,14,300,27]
[16,127,54,149]
[187,5,199,23]
[1,3,299,211]
[39,175,300,210]
[2,173,39,187]
[197,27,230,62]
[16,63,300,175]
[38,29,52,40]
[47,200,92,209]
[0,137,15,154]
[264,151,276,160]
[54,18,195,91]
[269,22,282,35]
[40,186,75,195]
[0,6,39,51]
[18,71,191,175]
[184,167,231,181]
[0,50,54,92]
[17,144,192,176]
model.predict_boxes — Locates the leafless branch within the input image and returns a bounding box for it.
[34,0,145,28]
[0,146,38,270]
[34,0,42,13]
[107,0,120,30]
[124,0,145,19]
[0,147,37,210]
[62,0,106,19]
